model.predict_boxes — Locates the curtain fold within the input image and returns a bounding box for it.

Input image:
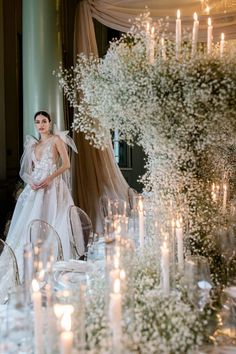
[72,0,130,233]
[89,0,236,41]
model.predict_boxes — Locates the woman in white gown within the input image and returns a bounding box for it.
[1,111,79,298]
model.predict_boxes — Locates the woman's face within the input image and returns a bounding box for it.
[34,114,51,135]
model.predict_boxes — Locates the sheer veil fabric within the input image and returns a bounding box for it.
[0,129,80,302]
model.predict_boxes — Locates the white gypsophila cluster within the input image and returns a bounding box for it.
[83,245,206,354]
[56,14,236,281]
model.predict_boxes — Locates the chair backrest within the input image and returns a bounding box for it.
[28,219,64,262]
[0,239,20,303]
[68,205,93,257]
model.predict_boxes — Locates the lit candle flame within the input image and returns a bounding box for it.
[193,12,198,21]
[54,304,74,318]
[138,198,143,213]
[32,279,40,292]
[221,33,225,41]
[114,278,120,293]
[120,269,126,280]
[177,9,181,19]
[208,17,212,27]
[61,312,72,332]
[176,218,182,228]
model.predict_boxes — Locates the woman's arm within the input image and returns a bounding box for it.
[37,136,70,189]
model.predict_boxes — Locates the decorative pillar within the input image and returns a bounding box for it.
[23,0,64,137]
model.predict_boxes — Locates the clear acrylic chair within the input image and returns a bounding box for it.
[0,239,20,303]
[28,219,64,262]
[68,205,93,259]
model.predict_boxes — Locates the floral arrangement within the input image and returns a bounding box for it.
[56,12,236,284]
[83,246,208,354]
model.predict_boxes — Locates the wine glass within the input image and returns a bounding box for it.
[216,225,236,285]
[185,256,212,311]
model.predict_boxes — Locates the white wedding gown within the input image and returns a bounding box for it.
[0,131,81,302]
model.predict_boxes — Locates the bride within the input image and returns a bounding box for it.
[1,111,79,290]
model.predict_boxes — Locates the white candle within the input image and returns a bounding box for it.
[207,17,213,54]
[160,37,166,61]
[109,278,122,349]
[114,219,121,241]
[32,279,43,354]
[161,241,170,295]
[216,184,220,201]
[175,219,184,271]
[220,33,225,58]
[123,201,127,217]
[176,9,181,57]
[60,312,73,354]
[223,184,227,213]
[148,26,155,64]
[138,198,144,249]
[192,12,199,56]
[120,215,127,236]
[107,199,112,217]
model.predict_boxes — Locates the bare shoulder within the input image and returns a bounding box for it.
[53,135,63,145]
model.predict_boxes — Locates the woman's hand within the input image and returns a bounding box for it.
[37,176,53,189]
[30,183,39,191]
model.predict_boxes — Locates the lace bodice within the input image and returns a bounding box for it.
[31,138,57,184]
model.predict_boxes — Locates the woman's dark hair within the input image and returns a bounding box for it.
[34,111,51,122]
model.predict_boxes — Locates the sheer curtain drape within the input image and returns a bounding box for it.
[72,0,130,233]
[89,0,236,41]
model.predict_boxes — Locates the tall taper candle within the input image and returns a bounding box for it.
[160,37,166,61]
[32,279,43,354]
[176,9,181,57]
[109,278,122,350]
[220,33,225,58]
[60,312,73,354]
[161,241,170,295]
[192,12,199,56]
[138,198,144,249]
[207,17,213,54]
[223,184,227,213]
[149,26,155,64]
[176,219,184,271]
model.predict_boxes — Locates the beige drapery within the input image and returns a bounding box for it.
[73,0,130,233]
[89,0,236,41]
